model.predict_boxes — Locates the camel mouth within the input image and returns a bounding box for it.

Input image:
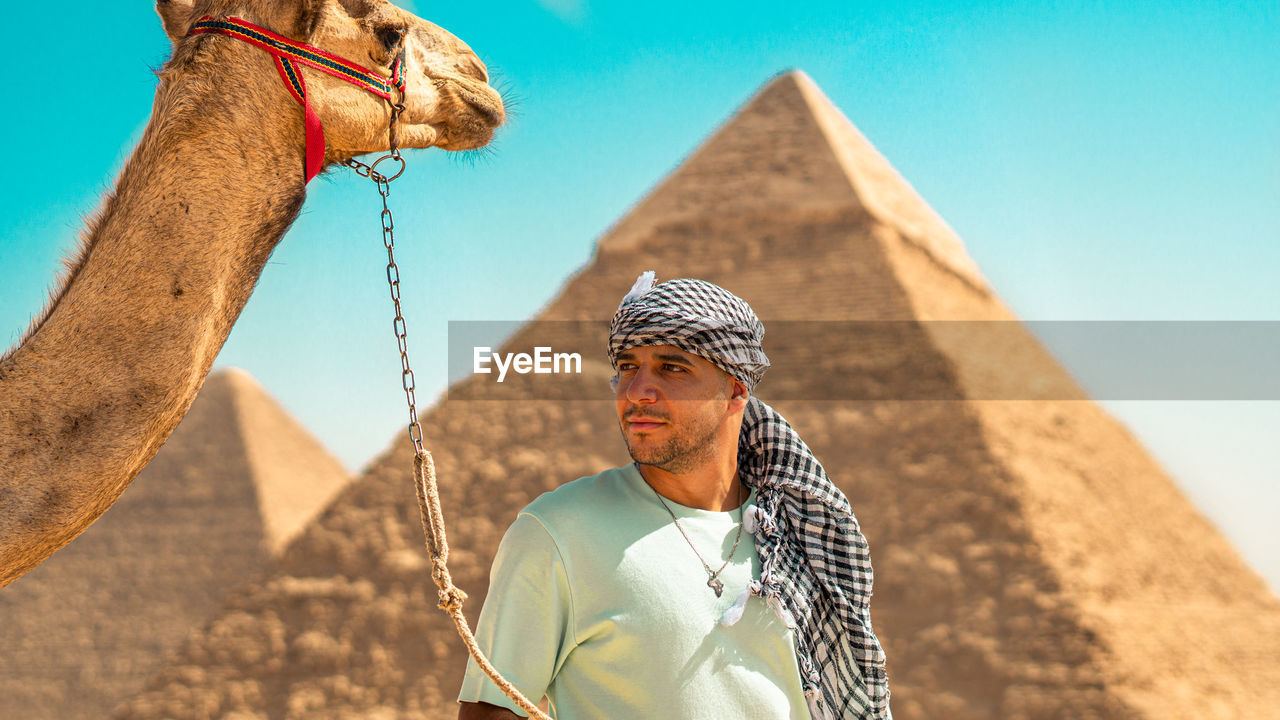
[420,76,506,152]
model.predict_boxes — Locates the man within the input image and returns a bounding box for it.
[457,273,889,719]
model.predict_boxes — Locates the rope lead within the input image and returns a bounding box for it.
[413,452,553,720]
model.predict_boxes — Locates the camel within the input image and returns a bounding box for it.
[0,0,505,588]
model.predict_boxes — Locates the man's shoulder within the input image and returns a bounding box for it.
[521,464,638,528]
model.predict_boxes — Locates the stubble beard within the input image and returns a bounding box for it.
[622,413,722,474]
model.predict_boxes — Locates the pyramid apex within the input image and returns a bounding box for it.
[206,365,261,391]
[194,367,350,554]
[204,367,350,555]
[742,69,821,107]
[211,365,254,381]
[595,68,864,256]
[594,71,990,291]
[201,366,260,400]
[762,68,812,88]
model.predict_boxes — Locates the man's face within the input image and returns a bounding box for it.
[614,345,741,473]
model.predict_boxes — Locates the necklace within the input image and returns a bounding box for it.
[649,477,746,598]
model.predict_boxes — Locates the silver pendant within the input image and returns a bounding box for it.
[708,576,724,597]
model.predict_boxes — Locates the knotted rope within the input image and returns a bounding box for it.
[412,452,553,720]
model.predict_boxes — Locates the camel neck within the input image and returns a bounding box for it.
[0,48,309,586]
[28,60,309,372]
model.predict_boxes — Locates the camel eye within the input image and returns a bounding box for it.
[376,26,404,50]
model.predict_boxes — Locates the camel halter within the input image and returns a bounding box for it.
[191,14,551,719]
[188,16,406,183]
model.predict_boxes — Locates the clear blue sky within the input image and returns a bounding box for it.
[1,2,1276,589]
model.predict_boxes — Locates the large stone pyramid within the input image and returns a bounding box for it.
[0,368,349,720]
[117,72,1279,719]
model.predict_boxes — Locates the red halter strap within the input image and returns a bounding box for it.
[188,16,406,184]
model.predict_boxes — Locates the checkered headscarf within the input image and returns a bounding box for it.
[608,272,770,390]
[608,272,890,719]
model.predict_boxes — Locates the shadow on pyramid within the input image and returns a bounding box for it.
[0,368,349,720]
[116,71,1279,720]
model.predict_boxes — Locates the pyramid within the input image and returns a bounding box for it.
[116,72,1279,720]
[0,368,349,720]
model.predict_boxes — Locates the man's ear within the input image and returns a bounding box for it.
[728,378,751,410]
[156,0,196,43]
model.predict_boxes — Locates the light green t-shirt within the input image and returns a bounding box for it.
[458,464,811,719]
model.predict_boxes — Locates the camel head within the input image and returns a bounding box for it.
[156,0,505,155]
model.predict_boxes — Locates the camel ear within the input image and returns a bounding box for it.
[156,0,197,43]
[255,0,323,40]
[295,0,324,39]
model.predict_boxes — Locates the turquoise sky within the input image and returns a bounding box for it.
[1,2,1276,589]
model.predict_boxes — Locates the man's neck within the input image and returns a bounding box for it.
[635,457,746,512]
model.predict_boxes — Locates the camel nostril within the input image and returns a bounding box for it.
[459,53,490,84]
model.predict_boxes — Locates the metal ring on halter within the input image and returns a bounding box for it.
[370,153,407,182]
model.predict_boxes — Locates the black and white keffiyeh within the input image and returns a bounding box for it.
[607,272,890,720]
[736,398,888,719]
[608,272,771,390]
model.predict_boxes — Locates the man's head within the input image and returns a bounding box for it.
[608,273,769,473]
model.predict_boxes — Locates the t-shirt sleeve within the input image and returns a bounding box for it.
[457,511,577,715]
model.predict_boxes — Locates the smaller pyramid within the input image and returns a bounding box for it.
[0,368,349,720]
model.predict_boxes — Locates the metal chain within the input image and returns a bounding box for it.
[343,44,416,457]
[343,150,419,456]
[648,479,746,597]
[338,48,553,720]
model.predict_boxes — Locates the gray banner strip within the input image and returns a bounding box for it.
[447,321,1280,401]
